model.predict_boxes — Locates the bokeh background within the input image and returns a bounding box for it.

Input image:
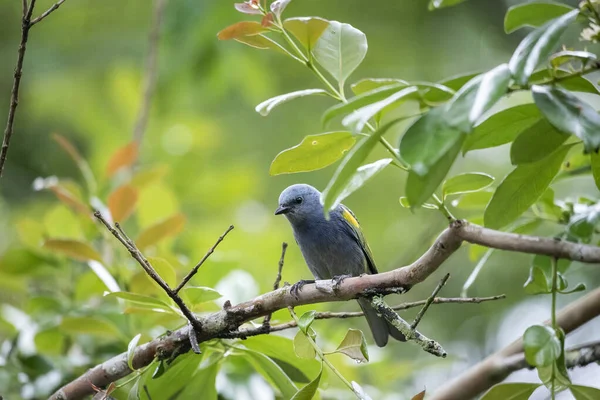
[0,0,599,399]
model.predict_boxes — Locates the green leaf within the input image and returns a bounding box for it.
[591,151,600,191]
[559,282,586,294]
[468,64,512,124]
[178,357,220,400]
[313,21,367,87]
[322,120,401,214]
[570,385,600,399]
[104,291,174,313]
[509,10,579,85]
[510,119,569,165]
[127,333,142,371]
[481,383,541,399]
[537,328,571,392]
[284,17,330,50]
[146,257,177,288]
[43,239,102,262]
[406,135,465,207]
[246,351,298,400]
[60,316,122,338]
[452,190,493,210]
[529,69,599,94]
[421,73,472,104]
[331,328,369,362]
[524,266,551,294]
[293,331,316,359]
[399,107,463,176]
[504,1,574,34]
[256,89,328,116]
[464,104,541,154]
[524,325,561,367]
[298,311,316,333]
[331,158,392,209]
[323,83,408,126]
[399,197,438,210]
[351,78,410,95]
[342,86,419,133]
[442,172,494,199]
[532,85,600,152]
[34,328,65,355]
[443,74,484,132]
[484,144,571,229]
[428,0,468,11]
[550,50,598,68]
[182,286,222,306]
[291,366,322,400]
[142,353,203,397]
[269,132,356,175]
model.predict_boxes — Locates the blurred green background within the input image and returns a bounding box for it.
[0,0,599,399]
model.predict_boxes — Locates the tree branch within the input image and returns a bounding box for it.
[431,287,600,400]
[29,0,67,26]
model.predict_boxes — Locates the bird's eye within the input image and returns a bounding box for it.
[295,197,303,204]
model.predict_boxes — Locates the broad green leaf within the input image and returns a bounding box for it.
[570,385,600,399]
[146,257,177,288]
[104,291,174,312]
[108,185,138,223]
[399,107,463,176]
[532,85,600,152]
[550,50,597,68]
[428,0,467,11]
[510,119,568,165]
[142,353,203,398]
[443,74,484,132]
[246,350,298,399]
[294,331,316,359]
[313,21,367,87]
[34,328,65,355]
[298,310,316,333]
[451,190,493,210]
[422,73,473,104]
[331,328,369,362]
[178,358,220,400]
[217,21,267,40]
[484,144,571,229]
[464,104,541,154]
[468,64,512,124]
[332,158,392,209]
[537,328,571,392]
[442,172,494,199]
[406,135,465,207]
[567,202,600,242]
[351,78,409,95]
[559,282,586,294]
[291,366,322,400]
[399,197,438,210]
[481,383,541,400]
[182,286,222,306]
[256,89,328,116]
[43,239,102,262]
[591,151,600,191]
[60,316,121,338]
[509,10,579,85]
[127,333,142,371]
[136,213,186,249]
[284,17,330,50]
[323,83,408,126]
[504,1,574,34]
[342,86,419,133]
[106,142,138,177]
[322,120,401,214]
[269,132,355,175]
[524,266,551,294]
[524,325,561,367]
[530,69,599,94]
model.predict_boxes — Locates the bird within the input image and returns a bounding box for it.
[274,183,405,347]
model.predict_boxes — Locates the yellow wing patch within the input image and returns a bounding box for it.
[342,208,360,230]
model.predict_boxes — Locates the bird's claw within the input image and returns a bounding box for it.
[290,279,315,298]
[331,274,352,291]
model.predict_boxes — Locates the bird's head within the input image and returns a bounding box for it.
[275,184,323,222]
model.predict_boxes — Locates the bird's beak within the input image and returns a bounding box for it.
[274,205,290,215]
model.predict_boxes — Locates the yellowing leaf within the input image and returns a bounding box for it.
[43,239,102,262]
[130,166,169,189]
[332,328,369,362]
[108,185,138,222]
[136,213,186,249]
[217,21,267,40]
[283,17,330,50]
[106,142,138,177]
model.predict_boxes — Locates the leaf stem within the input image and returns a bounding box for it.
[432,194,456,221]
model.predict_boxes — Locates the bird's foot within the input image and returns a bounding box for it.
[290,279,315,298]
[331,274,352,291]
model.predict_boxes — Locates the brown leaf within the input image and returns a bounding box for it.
[217,21,267,40]
[136,213,186,249]
[411,390,426,400]
[48,185,90,215]
[261,13,274,27]
[108,185,138,223]
[43,239,103,262]
[106,142,138,177]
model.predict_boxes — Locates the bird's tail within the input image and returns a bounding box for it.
[357,298,406,347]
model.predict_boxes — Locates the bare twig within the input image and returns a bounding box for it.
[174,224,235,294]
[29,0,67,26]
[411,273,450,330]
[263,242,288,326]
[132,0,168,146]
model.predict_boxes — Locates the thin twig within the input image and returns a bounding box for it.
[132,0,168,146]
[174,225,235,294]
[411,273,450,330]
[29,0,67,26]
[263,242,288,326]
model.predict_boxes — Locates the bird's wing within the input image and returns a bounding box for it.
[339,204,379,275]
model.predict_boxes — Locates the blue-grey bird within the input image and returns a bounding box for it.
[275,183,405,347]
